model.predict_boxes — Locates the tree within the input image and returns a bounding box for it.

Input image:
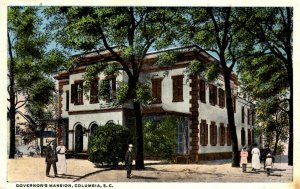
[181,8,249,167]
[237,7,293,165]
[44,7,184,169]
[7,7,65,158]
[254,97,289,155]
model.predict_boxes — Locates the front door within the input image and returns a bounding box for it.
[75,124,83,153]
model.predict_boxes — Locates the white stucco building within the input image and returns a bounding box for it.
[55,45,256,161]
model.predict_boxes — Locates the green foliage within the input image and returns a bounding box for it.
[156,52,180,67]
[133,83,153,105]
[88,122,130,166]
[143,116,183,162]
[187,60,206,75]
[115,81,129,104]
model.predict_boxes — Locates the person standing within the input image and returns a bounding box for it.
[240,146,248,172]
[56,141,67,175]
[125,144,134,179]
[45,141,58,177]
[251,143,261,171]
[265,153,273,176]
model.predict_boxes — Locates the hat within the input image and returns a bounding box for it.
[128,144,133,148]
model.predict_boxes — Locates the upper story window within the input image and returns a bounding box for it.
[200,120,208,146]
[218,88,225,108]
[241,128,246,146]
[199,79,206,103]
[152,78,163,104]
[172,75,184,102]
[247,109,251,125]
[219,123,225,146]
[90,78,99,104]
[104,76,116,102]
[210,121,217,146]
[209,84,217,106]
[241,106,245,123]
[71,80,84,105]
[66,90,69,111]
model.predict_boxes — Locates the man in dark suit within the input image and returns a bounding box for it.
[125,144,134,179]
[45,141,58,177]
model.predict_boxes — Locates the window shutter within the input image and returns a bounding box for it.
[172,77,178,102]
[214,124,217,145]
[241,128,246,146]
[79,82,83,105]
[152,78,162,104]
[205,124,208,145]
[199,79,206,103]
[178,76,183,101]
[248,129,251,146]
[112,77,116,99]
[66,91,69,111]
[90,79,99,104]
[209,85,213,105]
[210,124,213,145]
[213,86,217,106]
[200,122,204,145]
[248,109,251,125]
[71,84,76,104]
[241,106,245,123]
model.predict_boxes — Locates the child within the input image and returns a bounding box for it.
[240,146,248,172]
[265,153,273,176]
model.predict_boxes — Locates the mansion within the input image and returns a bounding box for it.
[55,45,257,162]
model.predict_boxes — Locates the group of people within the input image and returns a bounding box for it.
[45,141,134,179]
[240,143,273,175]
[45,140,67,177]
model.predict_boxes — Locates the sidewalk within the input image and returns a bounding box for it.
[7,155,292,182]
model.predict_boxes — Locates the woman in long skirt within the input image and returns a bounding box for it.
[56,141,67,175]
[251,143,261,171]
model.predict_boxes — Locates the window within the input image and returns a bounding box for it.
[248,129,252,146]
[152,78,163,104]
[241,128,246,146]
[71,80,84,105]
[247,109,251,125]
[90,78,99,104]
[219,123,225,146]
[218,88,225,108]
[252,111,255,125]
[210,121,217,146]
[172,75,184,102]
[241,106,245,123]
[66,90,69,111]
[104,76,116,102]
[227,125,232,146]
[200,120,208,146]
[16,126,20,135]
[199,79,206,103]
[209,84,218,106]
[232,95,236,112]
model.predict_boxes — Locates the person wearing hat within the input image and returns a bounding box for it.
[125,144,134,179]
[240,146,248,172]
[45,141,58,177]
[265,153,273,176]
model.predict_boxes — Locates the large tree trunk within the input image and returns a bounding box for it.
[133,101,145,169]
[224,71,240,167]
[287,71,293,166]
[8,32,16,159]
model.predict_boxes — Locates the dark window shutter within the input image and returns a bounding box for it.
[66,91,69,111]
[241,128,246,146]
[172,76,183,102]
[248,109,251,125]
[242,106,245,123]
[214,124,217,145]
[209,85,213,105]
[152,78,162,104]
[248,129,251,146]
[71,84,76,104]
[213,86,217,106]
[200,122,204,145]
[199,79,206,103]
[210,124,214,145]
[172,77,178,102]
[219,88,225,108]
[90,79,99,104]
[178,76,183,101]
[205,124,208,145]
[78,82,83,105]
[112,77,116,99]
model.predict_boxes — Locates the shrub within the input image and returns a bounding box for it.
[144,116,184,162]
[88,122,130,166]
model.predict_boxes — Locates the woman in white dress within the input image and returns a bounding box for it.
[56,141,67,175]
[251,143,261,171]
